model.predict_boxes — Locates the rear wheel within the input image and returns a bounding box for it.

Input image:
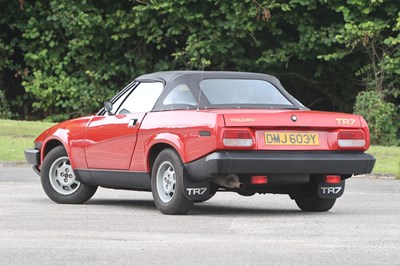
[41,146,97,204]
[294,179,336,212]
[151,149,193,215]
[295,195,336,212]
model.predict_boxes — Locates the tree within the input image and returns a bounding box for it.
[0,0,399,143]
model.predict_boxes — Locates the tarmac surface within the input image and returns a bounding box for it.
[0,167,399,265]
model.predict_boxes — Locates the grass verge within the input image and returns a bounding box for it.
[367,146,400,178]
[0,120,399,177]
[0,119,54,162]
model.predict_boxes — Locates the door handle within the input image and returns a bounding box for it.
[128,118,138,127]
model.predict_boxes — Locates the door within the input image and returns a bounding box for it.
[85,82,164,170]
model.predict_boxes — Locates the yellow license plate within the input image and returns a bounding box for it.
[264,132,319,146]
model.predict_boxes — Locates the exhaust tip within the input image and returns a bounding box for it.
[213,174,246,189]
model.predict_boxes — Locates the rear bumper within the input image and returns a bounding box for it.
[184,151,376,183]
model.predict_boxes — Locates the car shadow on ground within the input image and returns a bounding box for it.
[191,203,306,216]
[84,198,327,216]
[87,199,156,209]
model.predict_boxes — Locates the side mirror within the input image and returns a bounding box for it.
[104,101,113,115]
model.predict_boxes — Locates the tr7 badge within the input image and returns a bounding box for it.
[336,118,355,125]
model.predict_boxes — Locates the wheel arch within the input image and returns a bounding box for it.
[148,143,177,173]
[144,132,187,173]
[41,138,67,163]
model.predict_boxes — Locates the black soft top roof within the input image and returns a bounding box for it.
[135,71,305,111]
[98,71,307,115]
[135,71,280,84]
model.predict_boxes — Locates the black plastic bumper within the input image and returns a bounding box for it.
[24,148,40,166]
[184,151,376,183]
[24,149,41,175]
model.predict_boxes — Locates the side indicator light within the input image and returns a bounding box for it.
[34,141,43,149]
[198,130,211,137]
[324,175,341,184]
[251,175,268,184]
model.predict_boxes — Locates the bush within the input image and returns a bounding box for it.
[354,90,399,146]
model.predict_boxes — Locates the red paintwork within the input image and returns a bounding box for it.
[35,116,91,169]
[215,109,369,151]
[130,110,223,172]
[85,113,146,170]
[34,108,371,173]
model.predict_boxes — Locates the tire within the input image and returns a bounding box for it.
[151,148,193,215]
[40,146,97,204]
[294,180,336,212]
[295,196,336,212]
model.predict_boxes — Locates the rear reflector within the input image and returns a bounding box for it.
[251,175,268,184]
[338,131,366,148]
[223,130,253,147]
[324,175,341,184]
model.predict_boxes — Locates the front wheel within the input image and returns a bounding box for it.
[41,146,97,204]
[151,149,193,215]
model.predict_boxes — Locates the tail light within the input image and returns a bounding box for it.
[324,175,341,184]
[338,131,366,148]
[223,130,253,147]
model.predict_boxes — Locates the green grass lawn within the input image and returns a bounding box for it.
[0,119,54,161]
[367,145,400,177]
[0,119,399,177]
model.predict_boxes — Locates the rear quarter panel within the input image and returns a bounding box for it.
[131,110,224,172]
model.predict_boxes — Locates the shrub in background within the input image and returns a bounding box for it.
[354,90,399,146]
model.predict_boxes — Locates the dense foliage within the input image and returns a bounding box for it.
[354,90,398,146]
[0,0,399,144]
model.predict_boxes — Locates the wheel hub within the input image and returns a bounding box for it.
[156,162,176,203]
[163,170,175,193]
[49,156,80,195]
[59,166,75,186]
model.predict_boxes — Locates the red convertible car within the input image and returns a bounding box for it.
[25,71,375,214]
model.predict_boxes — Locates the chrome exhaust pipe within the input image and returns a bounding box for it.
[214,174,245,189]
